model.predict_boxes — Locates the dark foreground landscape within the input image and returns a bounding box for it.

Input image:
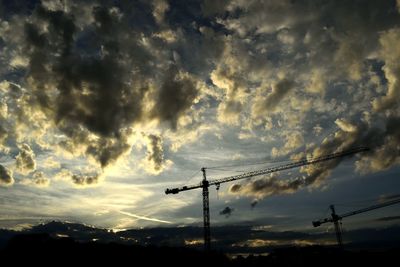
[1,233,398,266]
[1,221,399,266]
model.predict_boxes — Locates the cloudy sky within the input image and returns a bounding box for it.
[0,0,400,236]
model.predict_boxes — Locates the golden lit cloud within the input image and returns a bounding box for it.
[20,171,50,188]
[15,144,36,175]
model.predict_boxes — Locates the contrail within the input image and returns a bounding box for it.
[117,210,172,224]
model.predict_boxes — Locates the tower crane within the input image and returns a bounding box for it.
[165,147,369,251]
[312,197,400,248]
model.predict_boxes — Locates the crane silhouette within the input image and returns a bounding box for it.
[165,147,369,251]
[312,197,400,248]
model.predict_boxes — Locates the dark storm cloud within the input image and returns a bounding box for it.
[24,5,145,137]
[85,128,133,168]
[145,134,164,172]
[219,206,234,218]
[15,143,36,174]
[230,175,304,200]
[19,3,149,172]
[151,69,198,129]
[0,164,13,186]
[2,1,202,174]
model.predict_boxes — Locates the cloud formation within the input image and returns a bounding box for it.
[219,206,234,218]
[20,171,50,187]
[230,174,304,200]
[0,0,399,208]
[71,173,101,187]
[230,111,399,200]
[19,5,150,168]
[142,134,172,174]
[32,171,50,187]
[252,78,295,117]
[150,69,199,130]
[226,1,400,198]
[0,164,14,186]
[15,144,36,175]
[0,1,206,183]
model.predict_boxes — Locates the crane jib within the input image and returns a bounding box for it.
[165,147,369,194]
[313,197,400,227]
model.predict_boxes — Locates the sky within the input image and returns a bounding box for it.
[0,0,400,237]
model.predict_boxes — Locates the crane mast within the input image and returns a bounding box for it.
[312,197,400,248]
[165,147,369,251]
[201,167,211,251]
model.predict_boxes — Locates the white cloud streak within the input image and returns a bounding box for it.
[117,210,172,224]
